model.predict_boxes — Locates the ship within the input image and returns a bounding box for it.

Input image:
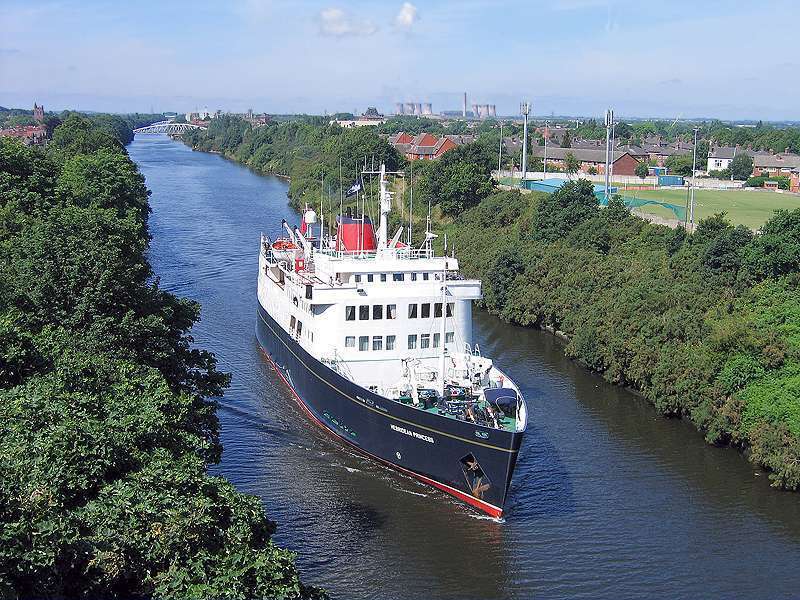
[255,164,527,518]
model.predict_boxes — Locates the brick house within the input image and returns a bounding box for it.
[388,132,466,161]
[752,153,800,179]
[528,146,642,176]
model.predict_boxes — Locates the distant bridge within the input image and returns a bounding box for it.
[133,121,206,135]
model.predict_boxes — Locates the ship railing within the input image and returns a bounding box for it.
[317,246,434,261]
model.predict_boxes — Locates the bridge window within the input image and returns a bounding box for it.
[408,304,418,319]
[373,336,383,351]
[380,273,387,282]
[345,336,355,348]
[421,303,431,319]
[408,334,417,349]
[373,305,383,320]
[423,273,430,281]
[387,335,396,350]
[387,304,397,320]
[359,305,369,320]
[433,333,440,348]
[445,332,454,344]
[420,334,430,349]
[354,274,361,283]
[411,273,417,282]
[434,302,443,318]
[345,306,355,321]
[393,273,404,282]
[447,302,454,317]
[367,274,374,282]
[359,336,369,351]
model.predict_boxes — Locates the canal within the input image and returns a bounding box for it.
[130,136,800,600]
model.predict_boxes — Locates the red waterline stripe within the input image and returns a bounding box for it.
[261,349,504,519]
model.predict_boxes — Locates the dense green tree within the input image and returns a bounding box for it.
[730,153,755,180]
[635,161,649,179]
[0,121,322,598]
[563,152,579,179]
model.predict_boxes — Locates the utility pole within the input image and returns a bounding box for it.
[498,121,503,178]
[520,102,530,183]
[543,119,548,179]
[690,126,699,229]
[604,108,614,201]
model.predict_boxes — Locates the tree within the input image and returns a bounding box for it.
[635,161,649,179]
[561,131,571,148]
[529,179,599,242]
[730,153,754,180]
[564,151,579,179]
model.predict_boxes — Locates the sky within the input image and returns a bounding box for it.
[1,0,797,121]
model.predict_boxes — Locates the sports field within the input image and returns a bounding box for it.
[627,189,799,229]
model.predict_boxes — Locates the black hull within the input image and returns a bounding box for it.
[255,302,523,517]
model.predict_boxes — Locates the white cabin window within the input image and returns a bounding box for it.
[373,336,383,351]
[359,305,369,320]
[433,333,440,348]
[387,304,397,320]
[345,306,355,321]
[408,304,418,319]
[447,302,454,317]
[290,316,296,330]
[434,302,443,318]
[408,334,417,349]
[420,334,430,349]
[411,273,418,281]
[445,332,454,344]
[354,274,361,283]
[393,273,404,282]
[387,335,396,350]
[380,273,387,282]
[345,336,356,348]
[373,305,383,320]
[421,303,431,319]
[423,273,429,281]
[296,321,303,336]
[367,274,374,282]
[359,336,369,351]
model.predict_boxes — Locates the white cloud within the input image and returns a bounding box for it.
[395,2,418,30]
[318,7,377,37]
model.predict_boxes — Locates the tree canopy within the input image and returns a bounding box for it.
[0,120,323,598]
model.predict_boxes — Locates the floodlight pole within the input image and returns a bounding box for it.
[521,102,530,183]
[604,108,614,201]
[690,126,699,229]
[544,120,548,179]
[498,121,503,178]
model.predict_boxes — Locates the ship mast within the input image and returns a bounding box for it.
[439,259,448,396]
[377,163,390,249]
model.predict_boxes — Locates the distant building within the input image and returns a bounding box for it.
[331,107,385,128]
[706,146,740,172]
[388,132,474,161]
[752,153,800,179]
[33,102,44,123]
[528,145,642,176]
[0,124,48,145]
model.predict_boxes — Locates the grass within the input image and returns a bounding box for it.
[623,189,799,229]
